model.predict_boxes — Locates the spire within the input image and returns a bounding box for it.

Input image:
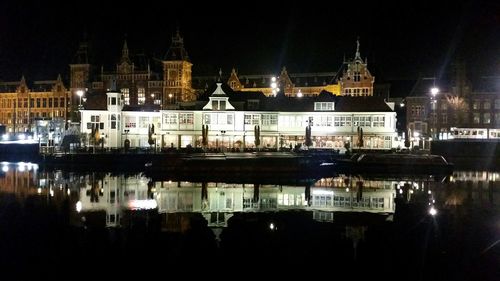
[217,68,222,82]
[164,28,190,61]
[120,40,131,64]
[231,67,237,75]
[20,75,26,85]
[355,37,362,61]
[57,74,62,82]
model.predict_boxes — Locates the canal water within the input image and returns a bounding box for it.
[0,162,498,280]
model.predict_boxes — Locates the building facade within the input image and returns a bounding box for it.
[69,30,194,115]
[406,77,500,140]
[80,83,397,150]
[0,75,71,133]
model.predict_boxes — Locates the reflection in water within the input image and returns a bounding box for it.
[0,162,499,277]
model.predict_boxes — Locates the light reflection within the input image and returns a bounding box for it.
[429,206,437,216]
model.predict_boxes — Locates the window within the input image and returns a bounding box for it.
[220,101,226,110]
[318,116,333,127]
[111,97,117,105]
[484,101,491,110]
[36,98,41,108]
[262,114,278,125]
[314,102,334,111]
[111,114,117,129]
[121,88,130,105]
[163,113,177,125]
[441,113,447,124]
[179,113,194,125]
[372,116,385,127]
[411,106,425,117]
[353,116,371,127]
[139,116,149,128]
[212,100,218,110]
[473,113,480,124]
[473,100,480,110]
[42,99,47,107]
[124,116,136,128]
[496,113,500,124]
[137,88,145,105]
[483,113,491,124]
[495,99,500,110]
[244,114,260,125]
[227,114,233,125]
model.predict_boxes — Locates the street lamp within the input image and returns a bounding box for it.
[430,87,440,140]
[168,93,173,104]
[297,89,303,98]
[76,90,84,108]
[270,77,279,97]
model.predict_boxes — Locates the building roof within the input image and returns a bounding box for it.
[163,30,190,62]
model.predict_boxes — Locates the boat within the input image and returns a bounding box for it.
[335,153,454,175]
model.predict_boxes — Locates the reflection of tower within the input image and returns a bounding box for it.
[162,28,194,105]
[345,225,367,260]
[252,183,260,203]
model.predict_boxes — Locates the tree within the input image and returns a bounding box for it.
[404,129,411,149]
[305,125,313,148]
[254,125,260,149]
[148,124,155,146]
[357,127,364,148]
[202,125,209,148]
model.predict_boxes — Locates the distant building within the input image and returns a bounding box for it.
[405,70,500,140]
[0,75,70,133]
[196,39,374,98]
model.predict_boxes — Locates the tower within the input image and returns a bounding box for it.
[162,28,194,106]
[339,38,374,96]
[69,40,90,121]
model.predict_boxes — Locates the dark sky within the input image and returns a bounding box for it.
[0,0,498,83]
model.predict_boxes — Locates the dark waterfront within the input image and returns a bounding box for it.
[0,163,498,280]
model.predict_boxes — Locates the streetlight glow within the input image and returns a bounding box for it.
[297,90,303,98]
[430,87,439,96]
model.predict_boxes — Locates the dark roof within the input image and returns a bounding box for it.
[71,41,89,65]
[163,32,190,62]
[192,71,337,90]
[192,82,392,112]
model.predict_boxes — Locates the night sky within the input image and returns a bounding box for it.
[0,0,498,83]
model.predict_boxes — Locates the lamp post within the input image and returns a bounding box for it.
[270,77,279,97]
[77,90,84,108]
[168,93,173,104]
[430,87,439,141]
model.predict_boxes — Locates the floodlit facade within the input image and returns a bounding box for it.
[80,82,397,150]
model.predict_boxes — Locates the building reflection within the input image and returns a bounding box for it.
[0,164,499,230]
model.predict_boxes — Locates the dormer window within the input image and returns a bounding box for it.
[211,100,226,110]
[314,102,334,111]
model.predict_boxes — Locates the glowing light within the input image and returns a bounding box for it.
[297,90,303,98]
[2,134,8,140]
[67,189,71,195]
[128,199,157,210]
[271,77,276,82]
[271,82,277,89]
[50,189,54,197]
[428,190,432,194]
[2,165,8,172]
[269,222,275,230]
[37,188,42,194]
[430,87,439,96]
[429,206,437,216]
[18,162,26,172]
[345,188,349,192]
[76,201,82,213]
[400,103,405,107]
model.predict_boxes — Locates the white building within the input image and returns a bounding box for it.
[80,83,397,150]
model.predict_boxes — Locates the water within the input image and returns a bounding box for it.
[0,162,498,280]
